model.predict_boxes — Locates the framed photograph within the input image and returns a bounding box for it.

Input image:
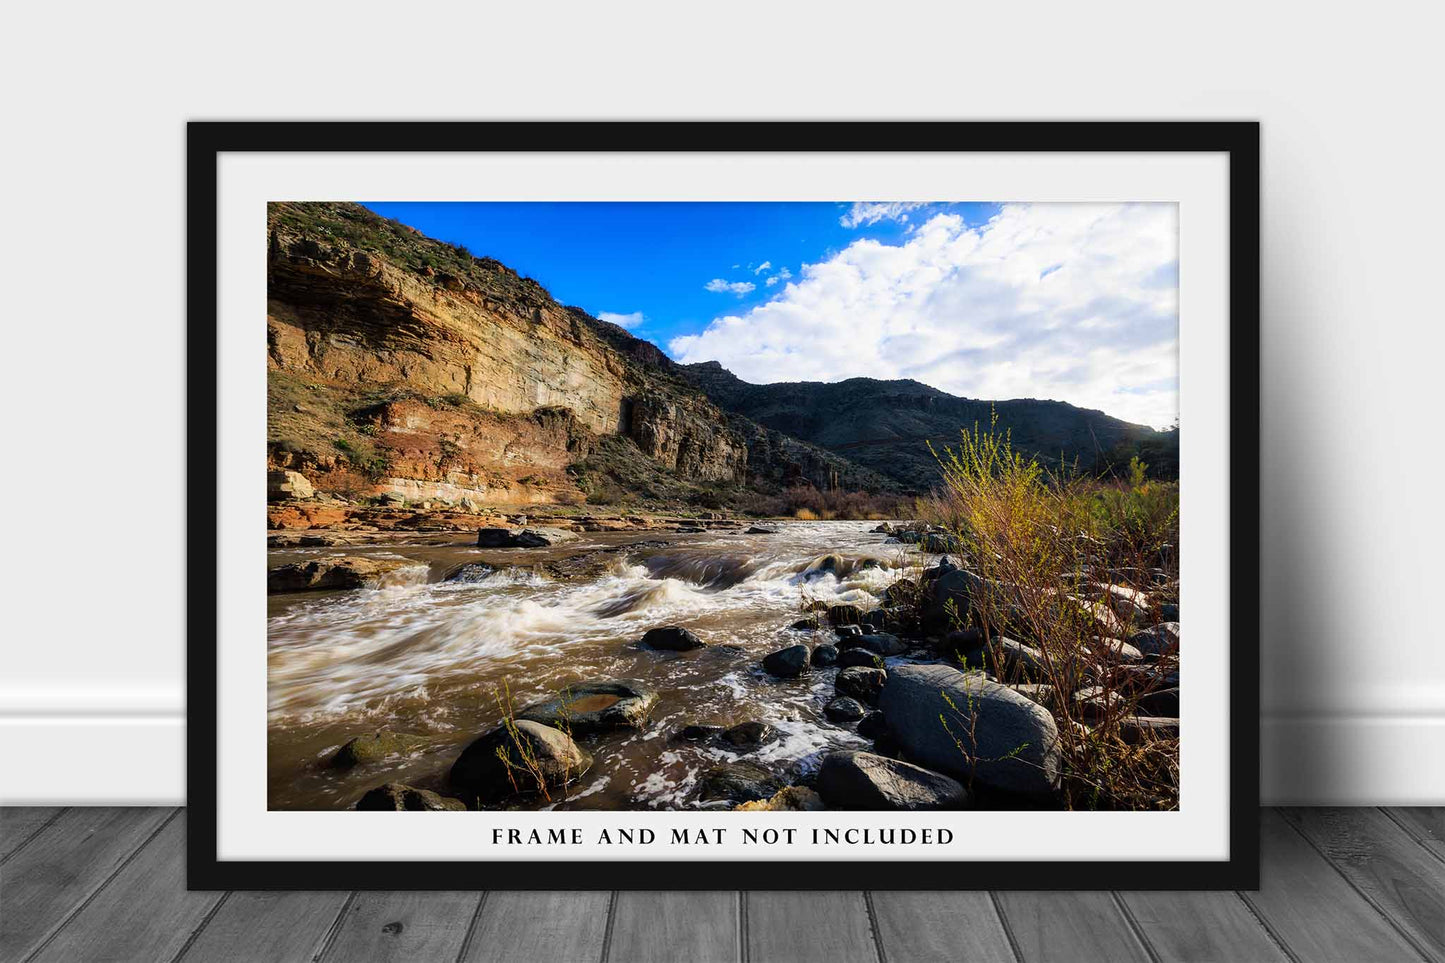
[190,121,1259,889]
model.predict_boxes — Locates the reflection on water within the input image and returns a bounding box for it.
[267,521,920,811]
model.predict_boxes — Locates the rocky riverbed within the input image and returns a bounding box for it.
[266,519,1180,812]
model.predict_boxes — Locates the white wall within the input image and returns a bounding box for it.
[3,1,1440,805]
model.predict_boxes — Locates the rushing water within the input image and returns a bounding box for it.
[267,521,926,811]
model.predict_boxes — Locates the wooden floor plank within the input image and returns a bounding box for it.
[1387,808,1445,863]
[0,807,63,862]
[1283,807,1445,962]
[606,891,739,963]
[177,890,352,962]
[319,890,481,963]
[460,891,611,963]
[745,892,878,963]
[993,892,1151,963]
[30,812,222,963]
[0,806,174,962]
[1119,890,1289,963]
[1243,809,1427,963]
[868,891,1016,963]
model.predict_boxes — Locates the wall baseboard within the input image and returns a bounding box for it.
[3,713,1441,805]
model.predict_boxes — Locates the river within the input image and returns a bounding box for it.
[266,520,927,811]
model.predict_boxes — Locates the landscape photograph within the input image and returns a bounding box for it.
[265,199,1182,815]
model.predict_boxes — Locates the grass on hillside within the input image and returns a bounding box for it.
[918,413,1180,810]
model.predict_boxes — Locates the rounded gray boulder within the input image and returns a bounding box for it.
[877,663,1062,798]
[816,750,968,810]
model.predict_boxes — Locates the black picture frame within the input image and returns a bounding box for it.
[188,120,1260,891]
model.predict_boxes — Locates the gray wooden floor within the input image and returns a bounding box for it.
[0,809,1440,962]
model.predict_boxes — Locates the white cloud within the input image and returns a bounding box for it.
[598,311,645,330]
[753,261,772,275]
[670,204,1179,428]
[704,278,756,296]
[764,266,792,287]
[840,202,927,229]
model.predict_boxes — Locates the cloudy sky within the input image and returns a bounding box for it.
[364,201,1178,428]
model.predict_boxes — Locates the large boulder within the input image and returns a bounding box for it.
[835,666,887,705]
[877,663,1062,798]
[837,648,884,669]
[449,720,592,802]
[267,556,414,594]
[476,527,551,548]
[331,730,423,768]
[695,762,786,804]
[816,751,967,811]
[356,783,466,812]
[1128,622,1181,658]
[811,644,839,667]
[762,645,811,678]
[824,696,867,722]
[515,680,659,734]
[921,568,988,634]
[640,626,707,651]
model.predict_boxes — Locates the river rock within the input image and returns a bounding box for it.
[836,666,887,705]
[1136,687,1180,717]
[640,626,706,651]
[476,527,551,548]
[1092,638,1144,663]
[837,648,884,669]
[1128,622,1181,658]
[449,720,592,802]
[696,762,786,804]
[516,680,659,734]
[959,638,1046,682]
[1072,685,1125,721]
[816,751,968,811]
[789,617,821,631]
[734,786,825,812]
[838,632,908,657]
[444,561,497,583]
[827,604,866,626]
[745,526,777,535]
[356,783,466,812]
[835,624,863,639]
[1158,602,1180,622]
[1120,716,1181,744]
[1094,583,1151,626]
[861,609,890,632]
[673,725,725,742]
[877,663,1062,798]
[884,578,919,606]
[331,730,423,768]
[857,711,888,740]
[717,721,780,750]
[825,696,867,722]
[811,644,839,667]
[921,568,988,634]
[267,556,413,594]
[762,645,811,678]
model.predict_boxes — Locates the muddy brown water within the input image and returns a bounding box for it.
[267,520,929,811]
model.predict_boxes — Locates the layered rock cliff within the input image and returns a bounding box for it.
[265,203,824,507]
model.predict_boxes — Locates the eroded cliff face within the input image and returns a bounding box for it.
[265,203,748,504]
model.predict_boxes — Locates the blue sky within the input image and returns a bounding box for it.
[363,201,999,346]
[361,201,1179,428]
